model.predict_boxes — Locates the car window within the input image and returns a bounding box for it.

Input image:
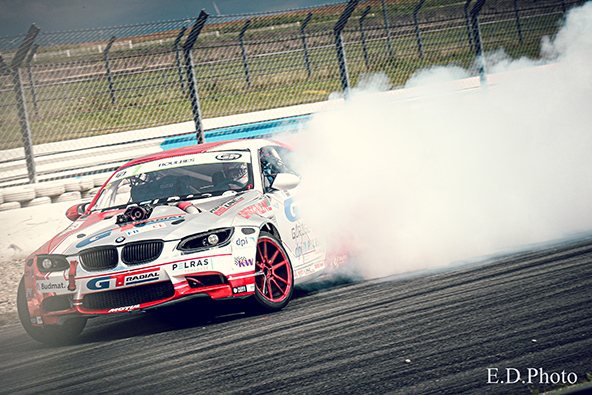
[92,150,253,210]
[260,146,298,191]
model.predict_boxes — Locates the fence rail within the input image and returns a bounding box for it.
[0,0,585,189]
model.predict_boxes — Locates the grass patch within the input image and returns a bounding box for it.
[0,0,578,150]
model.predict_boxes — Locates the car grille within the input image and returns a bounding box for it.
[82,281,175,311]
[122,240,164,265]
[80,247,118,271]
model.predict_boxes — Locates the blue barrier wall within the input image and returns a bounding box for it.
[160,114,311,151]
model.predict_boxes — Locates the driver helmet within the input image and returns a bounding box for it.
[223,162,249,185]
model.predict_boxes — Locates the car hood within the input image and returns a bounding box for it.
[34,191,264,257]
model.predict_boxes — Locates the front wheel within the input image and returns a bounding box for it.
[251,231,294,312]
[17,277,87,345]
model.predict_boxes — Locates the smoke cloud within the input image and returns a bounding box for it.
[289,3,592,279]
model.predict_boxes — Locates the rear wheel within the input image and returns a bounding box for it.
[251,231,294,312]
[17,277,87,345]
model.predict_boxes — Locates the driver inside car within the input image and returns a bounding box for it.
[212,162,249,190]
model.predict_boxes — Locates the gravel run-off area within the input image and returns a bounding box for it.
[0,259,24,326]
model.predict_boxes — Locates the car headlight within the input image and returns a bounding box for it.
[177,228,234,252]
[36,255,69,273]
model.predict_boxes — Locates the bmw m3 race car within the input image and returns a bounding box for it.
[17,138,347,344]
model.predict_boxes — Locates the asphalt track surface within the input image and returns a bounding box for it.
[1,237,591,395]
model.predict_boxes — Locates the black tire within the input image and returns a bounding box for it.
[250,231,294,312]
[17,277,87,345]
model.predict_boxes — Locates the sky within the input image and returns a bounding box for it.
[0,0,339,37]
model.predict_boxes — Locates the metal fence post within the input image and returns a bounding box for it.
[381,0,393,56]
[300,12,313,78]
[464,0,474,50]
[470,0,488,89]
[359,6,371,70]
[414,0,427,59]
[12,69,37,183]
[334,0,359,100]
[183,10,210,144]
[513,0,524,45]
[174,26,187,95]
[10,24,40,184]
[25,43,40,118]
[239,20,252,87]
[104,36,117,105]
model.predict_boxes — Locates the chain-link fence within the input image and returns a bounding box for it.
[0,0,585,190]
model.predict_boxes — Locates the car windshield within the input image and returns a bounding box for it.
[92,150,253,211]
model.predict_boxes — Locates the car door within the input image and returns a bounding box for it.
[259,145,326,278]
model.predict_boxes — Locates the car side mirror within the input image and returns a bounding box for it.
[65,203,89,221]
[271,173,300,190]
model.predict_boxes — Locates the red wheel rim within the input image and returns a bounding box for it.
[255,237,292,303]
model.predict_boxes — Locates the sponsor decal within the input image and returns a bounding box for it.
[76,230,111,248]
[172,258,212,273]
[26,288,35,298]
[234,256,254,267]
[331,254,348,268]
[126,222,166,236]
[108,304,140,313]
[289,220,316,258]
[36,281,68,293]
[216,153,242,161]
[233,284,255,294]
[284,197,300,222]
[291,223,310,240]
[295,267,315,279]
[157,157,195,168]
[136,217,177,227]
[114,170,127,179]
[87,269,160,290]
[233,285,247,294]
[234,236,255,249]
[125,272,159,286]
[88,276,111,290]
[237,200,272,219]
[211,196,245,216]
[294,260,325,279]
[294,239,317,258]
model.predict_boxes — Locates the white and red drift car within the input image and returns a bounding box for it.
[18,139,347,344]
